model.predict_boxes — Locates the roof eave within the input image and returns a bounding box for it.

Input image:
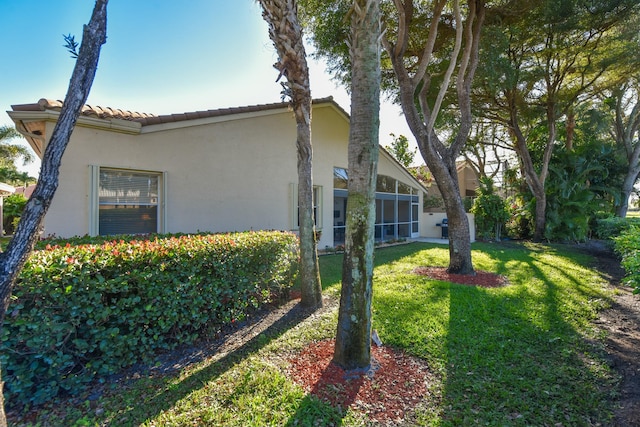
[8,110,143,158]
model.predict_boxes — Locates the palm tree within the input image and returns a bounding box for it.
[0,126,33,167]
[0,2,108,423]
[258,0,323,308]
[0,126,35,186]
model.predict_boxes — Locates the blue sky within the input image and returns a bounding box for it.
[1,0,411,177]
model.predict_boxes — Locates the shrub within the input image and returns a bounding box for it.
[3,193,27,235]
[613,226,640,294]
[594,216,640,240]
[423,194,444,211]
[1,231,298,406]
[505,195,534,240]
[470,177,508,241]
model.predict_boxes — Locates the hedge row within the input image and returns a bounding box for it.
[1,231,299,406]
[593,216,640,240]
[613,226,640,295]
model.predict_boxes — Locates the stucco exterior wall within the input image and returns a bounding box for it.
[421,212,476,241]
[47,114,297,237]
[24,101,427,249]
[459,166,479,197]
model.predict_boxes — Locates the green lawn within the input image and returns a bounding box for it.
[9,241,618,426]
[626,209,640,218]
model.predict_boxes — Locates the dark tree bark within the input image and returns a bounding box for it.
[333,0,381,371]
[258,0,323,308]
[506,91,552,242]
[0,1,108,422]
[383,0,484,274]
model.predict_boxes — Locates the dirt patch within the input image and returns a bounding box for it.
[577,241,640,427]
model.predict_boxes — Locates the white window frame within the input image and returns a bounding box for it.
[89,165,166,236]
[290,183,323,230]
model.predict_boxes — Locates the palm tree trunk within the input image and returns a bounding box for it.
[258,0,322,307]
[333,0,381,371]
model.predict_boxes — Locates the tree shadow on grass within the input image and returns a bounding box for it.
[442,243,615,425]
[285,363,364,426]
[100,298,325,426]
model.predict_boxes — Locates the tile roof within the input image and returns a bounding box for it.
[11,96,340,127]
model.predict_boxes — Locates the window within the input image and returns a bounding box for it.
[90,166,165,236]
[291,184,322,229]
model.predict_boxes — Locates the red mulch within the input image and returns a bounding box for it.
[413,266,508,287]
[286,268,506,422]
[287,339,434,423]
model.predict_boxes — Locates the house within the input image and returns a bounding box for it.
[9,97,459,248]
[410,161,480,201]
[15,184,36,199]
[457,162,480,198]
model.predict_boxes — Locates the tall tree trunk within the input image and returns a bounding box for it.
[383,0,484,275]
[420,139,473,273]
[258,0,322,308]
[0,1,108,422]
[617,163,640,217]
[333,0,380,371]
[566,107,576,151]
[613,85,640,218]
[512,137,547,241]
[533,192,547,241]
[508,94,552,242]
[440,178,473,273]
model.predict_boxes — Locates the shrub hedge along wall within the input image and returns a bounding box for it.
[1,231,299,406]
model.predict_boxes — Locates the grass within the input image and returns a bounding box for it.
[8,241,618,426]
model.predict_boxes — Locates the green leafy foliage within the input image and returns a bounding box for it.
[63,33,79,59]
[545,146,621,241]
[614,225,640,293]
[423,194,444,211]
[6,243,618,425]
[3,193,27,234]
[595,216,640,240]
[470,177,509,241]
[385,133,416,167]
[1,231,299,406]
[505,194,535,240]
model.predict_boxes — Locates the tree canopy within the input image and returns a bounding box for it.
[302,0,640,241]
[385,133,416,167]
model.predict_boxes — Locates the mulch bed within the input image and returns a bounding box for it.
[286,267,505,422]
[413,266,509,287]
[287,339,435,423]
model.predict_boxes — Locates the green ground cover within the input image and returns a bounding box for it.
[8,241,617,426]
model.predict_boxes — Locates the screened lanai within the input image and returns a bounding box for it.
[332,167,421,246]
